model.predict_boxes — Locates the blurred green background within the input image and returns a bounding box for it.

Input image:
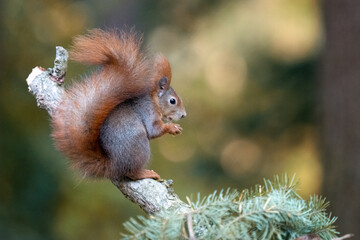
[1,0,359,239]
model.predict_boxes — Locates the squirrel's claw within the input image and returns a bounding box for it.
[175,124,183,134]
[127,169,161,180]
[168,123,182,135]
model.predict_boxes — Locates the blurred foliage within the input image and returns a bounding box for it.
[0,0,324,239]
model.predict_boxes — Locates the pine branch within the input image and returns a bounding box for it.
[26,47,190,215]
[121,176,339,240]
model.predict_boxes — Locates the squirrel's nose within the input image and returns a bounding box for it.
[181,112,187,119]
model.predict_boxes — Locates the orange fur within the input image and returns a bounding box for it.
[51,29,154,178]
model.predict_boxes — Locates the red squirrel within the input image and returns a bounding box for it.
[51,29,186,181]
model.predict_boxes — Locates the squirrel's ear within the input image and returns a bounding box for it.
[158,76,168,97]
[159,76,168,89]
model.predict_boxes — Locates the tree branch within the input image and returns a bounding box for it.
[26,46,190,215]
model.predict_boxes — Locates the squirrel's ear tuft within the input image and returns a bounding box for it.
[154,54,171,83]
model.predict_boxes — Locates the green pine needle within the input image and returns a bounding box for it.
[121,175,338,240]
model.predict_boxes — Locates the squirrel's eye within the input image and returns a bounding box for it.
[170,98,176,105]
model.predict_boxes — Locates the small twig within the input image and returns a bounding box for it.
[332,234,354,240]
[295,233,354,240]
[187,213,197,240]
[49,46,68,84]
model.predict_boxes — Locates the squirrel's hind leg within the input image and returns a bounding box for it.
[127,169,160,180]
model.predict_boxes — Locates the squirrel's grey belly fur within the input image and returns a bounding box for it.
[99,99,151,178]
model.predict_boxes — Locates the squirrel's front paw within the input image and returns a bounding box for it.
[167,123,182,135]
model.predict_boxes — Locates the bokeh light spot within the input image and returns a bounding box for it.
[221,138,261,177]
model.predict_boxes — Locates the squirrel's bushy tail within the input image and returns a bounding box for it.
[51,29,153,178]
